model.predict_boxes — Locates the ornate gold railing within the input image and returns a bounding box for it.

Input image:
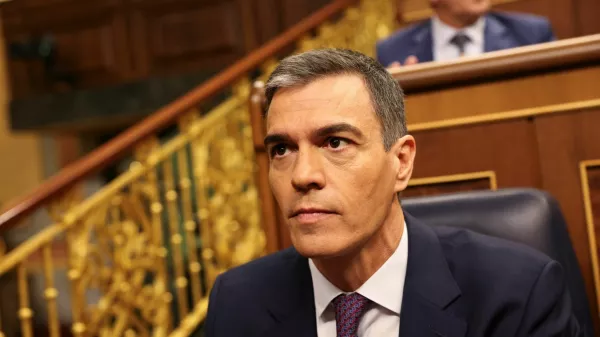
[0,92,265,337]
[0,0,396,336]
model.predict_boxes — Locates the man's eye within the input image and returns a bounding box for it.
[326,137,349,149]
[271,144,288,157]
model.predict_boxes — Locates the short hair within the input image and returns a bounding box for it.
[264,48,407,150]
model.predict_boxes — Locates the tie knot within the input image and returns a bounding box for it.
[332,293,370,337]
[450,32,471,54]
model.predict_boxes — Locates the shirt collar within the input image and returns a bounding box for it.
[431,15,486,48]
[309,221,409,316]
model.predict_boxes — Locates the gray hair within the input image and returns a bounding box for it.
[264,48,407,150]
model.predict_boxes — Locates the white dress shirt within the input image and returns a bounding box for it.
[308,222,408,337]
[431,15,486,62]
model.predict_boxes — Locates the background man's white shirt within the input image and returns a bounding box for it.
[432,15,486,62]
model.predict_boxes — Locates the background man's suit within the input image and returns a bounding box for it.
[376,12,555,66]
[205,213,581,337]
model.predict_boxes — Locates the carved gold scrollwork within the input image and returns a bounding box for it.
[297,0,397,57]
[232,78,252,100]
[177,110,202,134]
[64,184,172,337]
[187,87,266,285]
[47,186,83,225]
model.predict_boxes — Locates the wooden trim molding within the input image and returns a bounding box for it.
[390,34,600,93]
[409,170,498,190]
[409,99,600,132]
[580,159,600,313]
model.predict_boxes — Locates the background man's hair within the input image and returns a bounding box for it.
[264,48,407,150]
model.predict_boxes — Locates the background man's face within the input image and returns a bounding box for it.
[265,74,400,258]
[433,0,491,23]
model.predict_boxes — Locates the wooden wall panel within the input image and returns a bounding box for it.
[411,119,541,187]
[574,0,600,36]
[279,0,332,30]
[404,66,600,125]
[128,0,333,77]
[130,0,250,75]
[1,0,119,14]
[403,172,494,198]
[3,2,131,98]
[253,0,281,45]
[581,162,600,312]
[493,0,576,38]
[402,107,600,333]
[534,108,600,321]
[1,0,337,99]
[253,0,332,46]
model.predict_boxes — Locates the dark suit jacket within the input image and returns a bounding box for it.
[376,12,555,66]
[205,213,582,337]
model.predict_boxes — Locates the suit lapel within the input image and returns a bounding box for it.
[263,307,316,337]
[412,20,434,63]
[261,216,467,337]
[484,14,513,52]
[400,214,467,337]
[263,251,317,337]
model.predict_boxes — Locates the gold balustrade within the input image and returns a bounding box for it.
[0,91,265,337]
[0,0,396,336]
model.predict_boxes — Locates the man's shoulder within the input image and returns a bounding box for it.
[488,11,554,43]
[377,20,428,49]
[376,20,429,64]
[489,11,551,28]
[205,249,309,336]
[433,225,553,284]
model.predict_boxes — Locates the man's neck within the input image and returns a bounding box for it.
[312,202,405,292]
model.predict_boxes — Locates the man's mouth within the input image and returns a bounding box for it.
[290,207,337,224]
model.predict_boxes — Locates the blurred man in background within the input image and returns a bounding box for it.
[377,0,555,67]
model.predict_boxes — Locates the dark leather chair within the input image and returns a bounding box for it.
[402,188,594,336]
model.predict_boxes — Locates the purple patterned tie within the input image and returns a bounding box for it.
[332,293,370,337]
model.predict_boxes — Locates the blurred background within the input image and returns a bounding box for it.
[0,0,599,336]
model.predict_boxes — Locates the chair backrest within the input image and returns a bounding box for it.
[402,188,594,336]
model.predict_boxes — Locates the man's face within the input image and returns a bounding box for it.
[265,74,411,258]
[434,0,491,22]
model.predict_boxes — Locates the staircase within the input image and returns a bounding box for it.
[0,0,396,336]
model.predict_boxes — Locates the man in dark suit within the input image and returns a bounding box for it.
[205,49,581,336]
[376,0,555,67]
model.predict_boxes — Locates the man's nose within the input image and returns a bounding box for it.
[291,148,326,192]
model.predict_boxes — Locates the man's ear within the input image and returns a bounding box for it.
[390,135,416,193]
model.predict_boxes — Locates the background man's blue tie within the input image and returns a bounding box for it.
[450,32,471,56]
